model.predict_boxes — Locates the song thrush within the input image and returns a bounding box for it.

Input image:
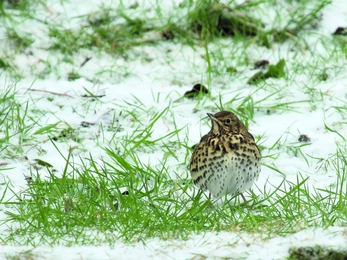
[190,111,261,199]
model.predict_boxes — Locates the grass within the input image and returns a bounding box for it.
[0,0,347,257]
[2,148,346,244]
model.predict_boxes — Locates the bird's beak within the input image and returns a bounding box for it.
[207,113,220,124]
[207,113,214,119]
[207,113,222,134]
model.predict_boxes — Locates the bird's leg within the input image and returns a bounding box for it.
[240,193,247,202]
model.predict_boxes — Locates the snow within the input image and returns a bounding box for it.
[1,0,347,259]
[1,228,346,259]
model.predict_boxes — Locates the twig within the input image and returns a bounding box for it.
[162,118,170,132]
[80,57,92,67]
[81,94,105,98]
[0,162,9,167]
[27,88,74,98]
[40,1,54,15]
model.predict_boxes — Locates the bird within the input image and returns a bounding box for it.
[189,111,261,200]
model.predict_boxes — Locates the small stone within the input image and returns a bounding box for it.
[253,60,269,69]
[333,27,347,36]
[184,83,209,98]
[298,134,311,142]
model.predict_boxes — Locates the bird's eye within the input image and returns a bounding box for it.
[225,118,232,124]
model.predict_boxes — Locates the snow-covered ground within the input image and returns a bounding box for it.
[1,227,346,259]
[1,0,347,259]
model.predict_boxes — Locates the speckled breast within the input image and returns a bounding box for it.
[190,133,261,197]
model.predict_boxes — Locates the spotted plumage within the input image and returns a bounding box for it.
[190,111,261,198]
